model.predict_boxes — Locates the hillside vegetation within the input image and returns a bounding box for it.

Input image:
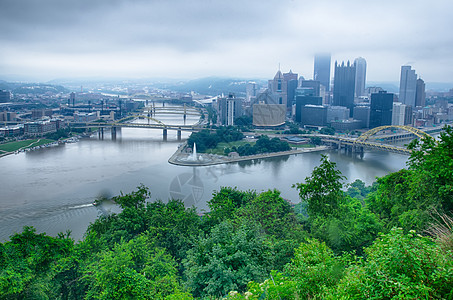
[1,127,452,299]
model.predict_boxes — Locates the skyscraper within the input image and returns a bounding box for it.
[370,91,393,128]
[354,57,367,98]
[314,54,331,92]
[283,70,298,109]
[333,61,356,116]
[399,66,417,107]
[268,70,287,107]
[415,78,426,107]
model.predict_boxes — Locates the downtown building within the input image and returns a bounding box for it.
[399,66,417,108]
[354,57,367,98]
[369,91,393,128]
[314,54,331,92]
[333,61,356,117]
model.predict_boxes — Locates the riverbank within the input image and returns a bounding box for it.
[0,136,81,158]
[168,142,329,166]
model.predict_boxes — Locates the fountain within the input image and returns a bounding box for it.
[173,142,213,165]
[192,142,198,161]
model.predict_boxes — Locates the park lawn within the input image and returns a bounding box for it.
[254,130,281,135]
[206,140,255,155]
[0,139,55,152]
[290,143,316,148]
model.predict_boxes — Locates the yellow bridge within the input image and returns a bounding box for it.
[321,125,433,155]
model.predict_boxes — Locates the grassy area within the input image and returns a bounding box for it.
[206,140,255,155]
[254,130,281,135]
[290,144,316,148]
[0,139,55,153]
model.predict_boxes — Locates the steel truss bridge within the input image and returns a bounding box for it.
[69,107,206,140]
[321,125,433,155]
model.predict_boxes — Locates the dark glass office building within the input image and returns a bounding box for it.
[295,96,323,122]
[333,61,356,117]
[369,91,393,128]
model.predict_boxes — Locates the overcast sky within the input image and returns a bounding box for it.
[1,0,452,83]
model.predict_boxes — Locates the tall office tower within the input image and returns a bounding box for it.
[70,92,76,107]
[314,53,331,92]
[284,70,298,109]
[353,105,370,128]
[415,78,426,107]
[268,70,287,107]
[354,57,367,98]
[399,66,417,107]
[333,60,356,116]
[246,82,257,102]
[370,91,393,128]
[0,90,11,103]
[392,102,406,126]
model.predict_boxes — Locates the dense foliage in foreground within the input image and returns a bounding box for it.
[1,127,452,299]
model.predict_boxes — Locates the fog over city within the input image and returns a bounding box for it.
[1,0,452,82]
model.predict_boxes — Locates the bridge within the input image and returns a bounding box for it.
[69,106,206,140]
[321,125,433,155]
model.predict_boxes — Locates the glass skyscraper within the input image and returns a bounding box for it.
[399,66,417,107]
[314,53,331,92]
[333,60,356,117]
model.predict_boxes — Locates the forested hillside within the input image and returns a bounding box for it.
[1,127,452,299]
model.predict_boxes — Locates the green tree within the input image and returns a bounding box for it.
[183,221,272,298]
[331,228,453,299]
[206,187,256,226]
[84,235,185,300]
[0,227,74,299]
[408,125,453,213]
[294,155,345,219]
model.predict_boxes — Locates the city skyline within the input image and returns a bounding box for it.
[1,0,453,83]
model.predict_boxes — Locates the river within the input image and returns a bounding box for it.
[0,109,409,242]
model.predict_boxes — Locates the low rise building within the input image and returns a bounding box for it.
[24,120,57,136]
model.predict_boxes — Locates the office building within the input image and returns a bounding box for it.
[314,54,331,91]
[300,80,321,97]
[392,102,406,126]
[286,78,298,108]
[370,91,393,128]
[353,105,370,128]
[246,82,257,102]
[0,111,17,122]
[216,94,243,125]
[0,90,11,103]
[226,95,243,126]
[404,105,413,125]
[70,92,76,107]
[268,70,287,107]
[24,120,57,136]
[294,96,322,123]
[399,66,417,107]
[333,61,356,116]
[300,105,327,127]
[354,57,367,98]
[415,78,426,107]
[327,106,350,123]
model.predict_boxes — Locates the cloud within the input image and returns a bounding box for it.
[0,0,452,82]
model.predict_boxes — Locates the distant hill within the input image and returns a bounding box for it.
[0,80,69,94]
[165,77,267,97]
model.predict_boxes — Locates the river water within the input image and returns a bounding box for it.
[0,109,409,242]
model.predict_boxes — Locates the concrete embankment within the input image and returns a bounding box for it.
[168,144,329,167]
